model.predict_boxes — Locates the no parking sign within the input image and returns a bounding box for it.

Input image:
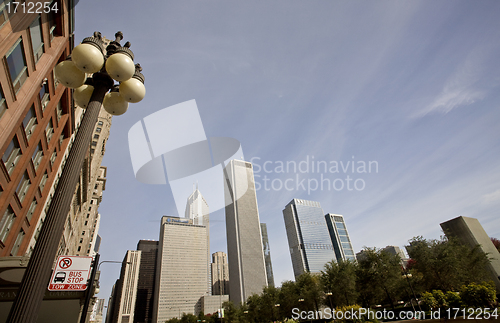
[48,256,93,291]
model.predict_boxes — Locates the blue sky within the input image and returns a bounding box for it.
[75,0,500,307]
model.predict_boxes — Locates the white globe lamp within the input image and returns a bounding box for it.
[103,91,129,115]
[106,51,135,82]
[54,60,86,89]
[74,85,94,109]
[71,43,104,73]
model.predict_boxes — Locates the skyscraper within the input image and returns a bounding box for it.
[135,240,158,323]
[260,223,275,287]
[325,214,356,262]
[211,251,229,295]
[107,250,142,323]
[440,216,500,292]
[153,216,208,322]
[185,188,211,295]
[224,159,267,305]
[283,199,335,278]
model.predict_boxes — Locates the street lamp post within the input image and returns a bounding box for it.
[6,31,145,323]
[325,292,333,313]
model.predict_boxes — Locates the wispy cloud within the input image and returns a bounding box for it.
[414,50,488,118]
[482,189,500,204]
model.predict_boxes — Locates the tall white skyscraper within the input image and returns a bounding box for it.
[153,216,208,322]
[283,199,335,278]
[185,188,211,294]
[224,160,267,305]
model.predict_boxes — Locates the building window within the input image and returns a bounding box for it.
[29,16,44,63]
[16,171,31,202]
[34,218,43,241]
[0,206,16,243]
[47,0,60,42]
[46,118,53,143]
[81,231,85,236]
[0,0,15,29]
[6,38,28,94]
[39,81,49,110]
[97,121,103,126]
[50,150,56,166]
[32,142,43,171]
[26,198,37,222]
[95,127,101,132]
[0,85,6,119]
[23,105,37,140]
[56,101,62,122]
[84,221,88,225]
[11,229,25,256]
[2,136,21,175]
[93,134,99,139]
[91,141,97,147]
[39,170,48,192]
[79,238,83,243]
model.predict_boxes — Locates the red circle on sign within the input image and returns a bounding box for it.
[59,257,72,269]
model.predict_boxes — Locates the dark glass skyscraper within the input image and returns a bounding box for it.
[325,214,356,262]
[135,240,158,323]
[283,199,335,278]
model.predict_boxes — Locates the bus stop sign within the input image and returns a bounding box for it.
[48,256,93,291]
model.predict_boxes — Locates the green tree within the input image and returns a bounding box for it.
[356,248,401,310]
[445,291,462,308]
[407,236,490,292]
[246,293,264,323]
[179,313,198,323]
[460,281,497,308]
[321,259,358,308]
[277,280,300,320]
[296,272,323,312]
[222,301,240,323]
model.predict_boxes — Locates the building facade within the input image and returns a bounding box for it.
[153,216,208,322]
[211,251,229,296]
[283,199,335,278]
[134,240,158,323]
[0,0,76,257]
[107,250,142,323]
[325,214,356,262]
[224,159,267,305]
[260,223,275,287]
[440,216,500,292]
[90,298,105,323]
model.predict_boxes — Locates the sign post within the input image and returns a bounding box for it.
[48,256,93,291]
